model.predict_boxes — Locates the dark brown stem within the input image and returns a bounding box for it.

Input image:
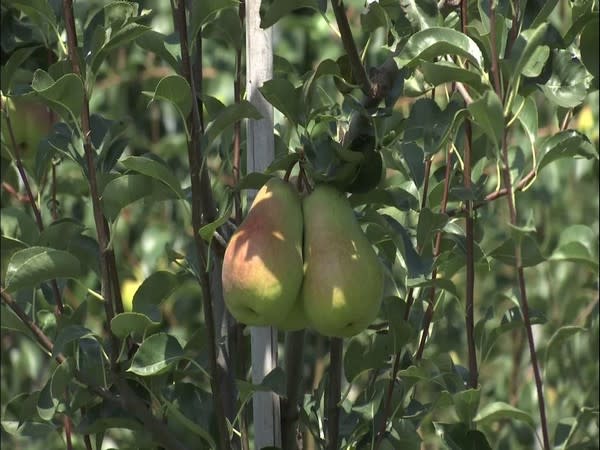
[282,330,306,450]
[489,1,504,100]
[505,0,522,58]
[62,0,121,356]
[170,2,230,449]
[64,413,73,450]
[464,120,478,389]
[2,105,65,315]
[331,0,372,96]
[461,2,478,389]
[414,149,454,361]
[497,87,551,450]
[326,338,343,450]
[51,160,59,221]
[490,9,550,443]
[83,433,93,450]
[233,0,245,225]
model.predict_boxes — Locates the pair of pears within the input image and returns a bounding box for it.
[222,178,383,337]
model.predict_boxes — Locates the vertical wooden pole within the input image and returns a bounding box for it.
[245,1,282,448]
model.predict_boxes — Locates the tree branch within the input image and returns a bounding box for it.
[489,1,550,445]
[331,0,372,96]
[282,330,306,450]
[170,1,231,449]
[326,338,343,450]
[62,0,122,359]
[1,102,65,315]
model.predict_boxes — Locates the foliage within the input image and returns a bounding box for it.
[1,0,598,449]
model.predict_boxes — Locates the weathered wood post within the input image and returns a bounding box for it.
[245,0,282,448]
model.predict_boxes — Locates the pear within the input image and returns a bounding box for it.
[222,177,304,326]
[273,295,309,331]
[301,185,383,337]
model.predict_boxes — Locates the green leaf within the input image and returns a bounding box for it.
[236,172,273,191]
[237,367,287,397]
[416,208,449,251]
[421,61,487,93]
[349,187,419,211]
[580,16,599,86]
[189,0,238,40]
[143,75,192,126]
[540,50,593,108]
[199,199,233,243]
[203,8,243,50]
[31,70,84,122]
[434,422,492,450]
[453,388,481,424]
[531,0,559,28]
[505,23,549,90]
[537,130,598,172]
[77,337,108,387]
[101,174,179,220]
[260,0,321,28]
[204,101,262,149]
[361,2,389,33]
[474,401,535,427]
[399,0,442,31]
[92,24,150,73]
[110,312,158,339]
[303,59,340,106]
[395,28,484,70]
[136,31,180,70]
[37,358,72,420]
[467,90,504,150]
[52,325,96,358]
[1,46,41,93]
[5,247,82,292]
[128,332,184,376]
[489,235,545,267]
[6,0,57,42]
[132,271,180,322]
[259,78,304,125]
[121,155,184,198]
[544,326,587,365]
[0,208,40,244]
[549,242,598,271]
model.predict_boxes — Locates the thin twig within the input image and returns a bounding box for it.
[330,0,372,96]
[326,338,343,450]
[461,0,478,390]
[170,1,231,449]
[491,0,551,441]
[62,0,121,357]
[415,148,454,361]
[233,0,245,225]
[2,105,65,315]
[282,330,306,450]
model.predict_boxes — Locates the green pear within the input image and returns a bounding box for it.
[273,295,308,331]
[222,177,304,326]
[301,185,383,337]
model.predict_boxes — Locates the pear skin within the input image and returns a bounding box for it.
[222,178,303,326]
[274,295,309,331]
[301,185,383,337]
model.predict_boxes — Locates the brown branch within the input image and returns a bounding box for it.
[2,104,66,315]
[62,0,122,355]
[331,0,372,97]
[491,0,551,440]
[282,330,306,450]
[415,148,454,361]
[1,182,31,203]
[170,1,231,449]
[232,1,245,225]
[326,337,343,450]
